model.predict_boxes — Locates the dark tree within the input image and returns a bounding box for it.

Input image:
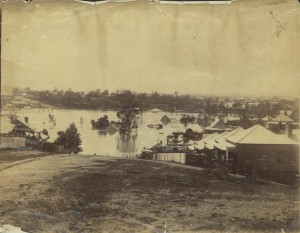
[55,123,82,154]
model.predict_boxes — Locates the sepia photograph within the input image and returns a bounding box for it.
[0,0,299,232]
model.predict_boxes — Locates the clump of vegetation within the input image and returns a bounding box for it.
[117,107,140,132]
[183,128,202,141]
[55,123,82,154]
[91,115,110,130]
[180,115,196,125]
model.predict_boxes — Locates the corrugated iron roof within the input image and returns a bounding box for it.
[226,124,297,145]
[214,141,236,151]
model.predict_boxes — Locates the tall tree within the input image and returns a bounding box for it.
[55,123,82,154]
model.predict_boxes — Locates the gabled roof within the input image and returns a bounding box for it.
[149,143,164,151]
[204,133,221,149]
[214,131,229,141]
[208,118,226,129]
[188,141,205,150]
[226,125,297,145]
[161,115,170,120]
[214,141,236,151]
[213,128,244,150]
[202,133,219,143]
[223,127,244,139]
[209,118,221,128]
[189,133,218,151]
[212,127,240,142]
[271,114,294,123]
[10,117,35,134]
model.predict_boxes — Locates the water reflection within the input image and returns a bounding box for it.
[116,132,138,154]
[98,130,108,136]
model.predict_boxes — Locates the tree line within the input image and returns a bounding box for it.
[18,87,299,120]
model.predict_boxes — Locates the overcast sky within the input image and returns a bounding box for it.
[1,0,300,97]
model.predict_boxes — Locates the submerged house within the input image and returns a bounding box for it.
[204,118,231,134]
[161,115,171,124]
[149,108,163,113]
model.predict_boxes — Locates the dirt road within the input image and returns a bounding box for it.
[0,152,299,233]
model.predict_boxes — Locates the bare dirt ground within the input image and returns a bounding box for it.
[0,150,299,233]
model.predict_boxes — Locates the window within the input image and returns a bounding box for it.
[276,151,283,163]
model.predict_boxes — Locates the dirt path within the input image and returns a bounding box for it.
[0,153,108,200]
[0,154,299,233]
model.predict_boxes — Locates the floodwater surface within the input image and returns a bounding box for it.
[0,109,202,156]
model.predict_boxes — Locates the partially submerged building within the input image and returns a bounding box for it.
[204,118,232,134]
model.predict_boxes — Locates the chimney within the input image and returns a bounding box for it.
[25,117,29,124]
[285,124,293,138]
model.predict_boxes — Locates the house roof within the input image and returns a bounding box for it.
[188,133,218,151]
[213,131,229,142]
[149,108,163,113]
[209,118,224,128]
[271,114,294,123]
[10,117,35,134]
[223,127,244,139]
[188,141,205,150]
[205,127,232,132]
[149,143,164,151]
[214,141,236,151]
[262,115,272,121]
[226,124,298,145]
[204,133,221,149]
[161,115,170,120]
[202,133,219,142]
[205,143,215,150]
[225,116,240,122]
[210,118,219,128]
[212,128,244,150]
[186,124,203,133]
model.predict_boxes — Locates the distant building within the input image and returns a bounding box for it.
[266,113,296,133]
[149,108,163,113]
[30,101,41,108]
[204,117,231,134]
[270,113,294,124]
[161,115,171,124]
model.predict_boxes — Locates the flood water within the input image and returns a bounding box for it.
[1,109,203,157]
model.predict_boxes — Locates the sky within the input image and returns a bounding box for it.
[1,0,300,97]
